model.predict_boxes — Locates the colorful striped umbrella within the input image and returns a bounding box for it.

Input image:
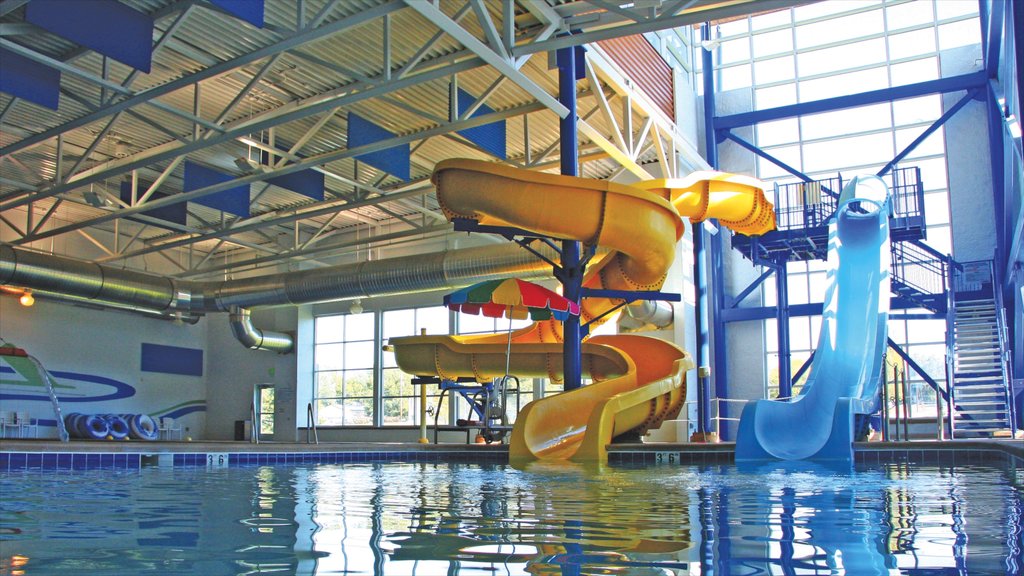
[444,278,580,321]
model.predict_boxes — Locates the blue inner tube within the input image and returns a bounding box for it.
[72,413,93,439]
[64,413,82,438]
[127,414,159,441]
[78,414,110,440]
[103,414,130,440]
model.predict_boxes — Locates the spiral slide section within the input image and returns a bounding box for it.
[736,175,891,462]
[390,159,773,462]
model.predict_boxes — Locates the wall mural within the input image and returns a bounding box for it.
[0,365,206,430]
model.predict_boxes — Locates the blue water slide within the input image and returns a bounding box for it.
[737,175,891,462]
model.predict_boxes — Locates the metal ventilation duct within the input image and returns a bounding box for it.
[229,306,294,354]
[1,243,560,351]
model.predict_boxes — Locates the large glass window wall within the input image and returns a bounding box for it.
[698,0,980,415]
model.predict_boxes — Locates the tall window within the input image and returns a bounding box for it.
[314,312,375,426]
[381,306,451,426]
[701,0,980,412]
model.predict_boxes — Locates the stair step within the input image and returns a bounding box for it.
[954,379,1005,386]
[958,327,999,336]
[956,348,1001,354]
[954,398,1006,405]
[956,362,1003,370]
[954,326,998,334]
[955,359,1001,367]
[954,370,1004,378]
[955,359,1001,365]
[955,322,997,329]
[954,386,1005,393]
[950,350,999,358]
[955,301,996,309]
[953,430,1009,437]
[956,344,1001,350]
[955,390,1007,398]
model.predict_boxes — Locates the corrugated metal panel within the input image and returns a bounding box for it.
[596,35,674,121]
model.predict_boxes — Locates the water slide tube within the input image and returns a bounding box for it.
[390,159,774,462]
[736,175,891,462]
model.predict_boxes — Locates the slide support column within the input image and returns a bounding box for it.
[557,44,583,391]
[776,260,793,398]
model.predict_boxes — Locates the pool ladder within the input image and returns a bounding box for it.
[306,403,318,444]
[249,401,259,444]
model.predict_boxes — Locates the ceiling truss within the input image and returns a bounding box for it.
[0,0,794,284]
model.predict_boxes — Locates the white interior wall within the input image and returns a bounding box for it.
[0,295,209,439]
[941,45,997,263]
[204,307,297,441]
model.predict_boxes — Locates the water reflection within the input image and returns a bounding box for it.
[0,459,1021,575]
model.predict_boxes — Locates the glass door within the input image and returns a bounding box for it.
[255,384,275,439]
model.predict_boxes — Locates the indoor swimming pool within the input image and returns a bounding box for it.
[0,455,1021,575]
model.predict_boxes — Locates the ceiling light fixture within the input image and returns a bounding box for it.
[349,299,363,314]
[19,292,34,307]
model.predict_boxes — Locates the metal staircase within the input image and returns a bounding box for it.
[730,168,1018,440]
[949,262,1016,438]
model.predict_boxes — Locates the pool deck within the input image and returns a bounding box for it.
[1,437,1020,462]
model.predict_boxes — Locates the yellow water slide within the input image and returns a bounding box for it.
[389,159,773,462]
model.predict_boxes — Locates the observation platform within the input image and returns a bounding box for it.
[732,167,926,262]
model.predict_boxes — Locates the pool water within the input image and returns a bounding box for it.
[1,459,1021,575]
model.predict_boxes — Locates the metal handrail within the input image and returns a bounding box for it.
[891,241,948,297]
[249,401,259,444]
[991,259,1018,436]
[25,354,69,443]
[682,397,748,436]
[306,402,319,445]
[945,253,957,439]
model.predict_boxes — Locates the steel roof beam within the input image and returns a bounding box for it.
[0,52,485,212]
[95,184,433,264]
[0,39,227,135]
[0,0,403,158]
[16,99,547,246]
[178,222,452,278]
[405,0,569,118]
[512,0,807,56]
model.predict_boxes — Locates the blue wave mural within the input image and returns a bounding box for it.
[0,366,136,402]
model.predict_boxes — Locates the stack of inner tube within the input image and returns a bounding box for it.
[63,413,159,441]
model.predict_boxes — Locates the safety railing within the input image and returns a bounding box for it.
[683,397,747,438]
[306,403,319,445]
[770,167,923,234]
[991,259,1018,437]
[772,175,842,232]
[249,401,259,445]
[26,354,70,442]
[890,240,950,311]
[951,259,995,296]
[889,166,925,221]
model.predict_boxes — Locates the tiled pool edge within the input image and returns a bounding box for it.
[0,449,508,471]
[1,440,1020,470]
[606,440,1024,467]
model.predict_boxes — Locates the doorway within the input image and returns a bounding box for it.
[255,384,275,439]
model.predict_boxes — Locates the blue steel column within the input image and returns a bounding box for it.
[710,224,729,437]
[693,221,711,436]
[702,23,733,439]
[775,261,792,398]
[693,23,716,437]
[557,45,583,391]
